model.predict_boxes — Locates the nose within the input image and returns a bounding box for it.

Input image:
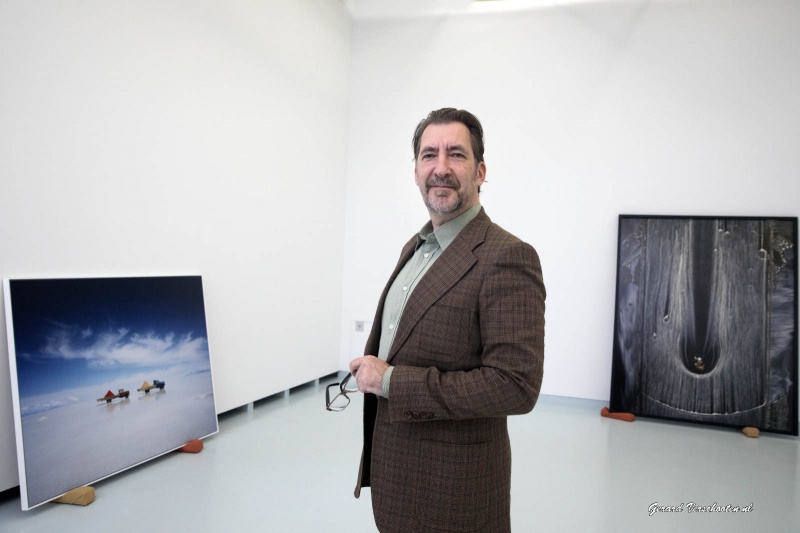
[434,153,450,177]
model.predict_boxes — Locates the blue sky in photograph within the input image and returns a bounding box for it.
[7,276,211,414]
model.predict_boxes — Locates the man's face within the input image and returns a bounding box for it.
[414,122,486,227]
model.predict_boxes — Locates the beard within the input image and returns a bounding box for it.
[422,172,477,216]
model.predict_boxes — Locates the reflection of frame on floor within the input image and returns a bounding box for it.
[4,275,219,510]
[610,215,798,436]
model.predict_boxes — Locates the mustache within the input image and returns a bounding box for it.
[426,177,459,189]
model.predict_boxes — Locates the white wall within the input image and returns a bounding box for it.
[0,0,352,491]
[339,0,799,401]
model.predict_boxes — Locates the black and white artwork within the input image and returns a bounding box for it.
[610,216,798,435]
[4,275,218,509]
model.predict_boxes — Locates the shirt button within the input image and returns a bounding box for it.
[389,324,394,330]
[402,286,408,292]
[424,253,430,258]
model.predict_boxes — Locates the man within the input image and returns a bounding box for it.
[350,108,545,533]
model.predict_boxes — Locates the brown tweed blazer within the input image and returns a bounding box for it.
[355,208,546,533]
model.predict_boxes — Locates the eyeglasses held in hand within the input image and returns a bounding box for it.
[325,374,359,412]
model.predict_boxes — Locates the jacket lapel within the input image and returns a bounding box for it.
[386,209,491,363]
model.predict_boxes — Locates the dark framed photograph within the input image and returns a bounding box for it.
[610,215,798,436]
[3,275,218,509]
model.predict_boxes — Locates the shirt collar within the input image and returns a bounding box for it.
[417,205,482,251]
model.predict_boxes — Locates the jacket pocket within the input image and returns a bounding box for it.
[413,439,508,532]
[413,304,477,365]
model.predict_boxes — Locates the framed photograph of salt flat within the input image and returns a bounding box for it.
[610,216,798,436]
[3,275,218,510]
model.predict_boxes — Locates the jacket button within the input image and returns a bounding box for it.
[404,411,413,420]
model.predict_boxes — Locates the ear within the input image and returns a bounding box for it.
[475,161,486,186]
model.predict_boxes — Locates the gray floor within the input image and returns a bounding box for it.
[0,374,798,532]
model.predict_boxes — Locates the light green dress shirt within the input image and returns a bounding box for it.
[378,205,482,397]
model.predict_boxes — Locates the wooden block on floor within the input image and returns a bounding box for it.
[741,427,760,438]
[53,486,95,506]
[600,406,635,422]
[178,439,204,453]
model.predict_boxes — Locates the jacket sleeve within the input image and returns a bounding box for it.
[386,240,545,422]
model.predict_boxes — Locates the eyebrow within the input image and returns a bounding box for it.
[419,144,469,155]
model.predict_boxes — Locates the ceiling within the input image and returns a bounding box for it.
[347,0,607,19]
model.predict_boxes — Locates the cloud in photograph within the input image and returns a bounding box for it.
[31,322,209,368]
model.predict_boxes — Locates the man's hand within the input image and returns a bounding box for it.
[350,356,390,396]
